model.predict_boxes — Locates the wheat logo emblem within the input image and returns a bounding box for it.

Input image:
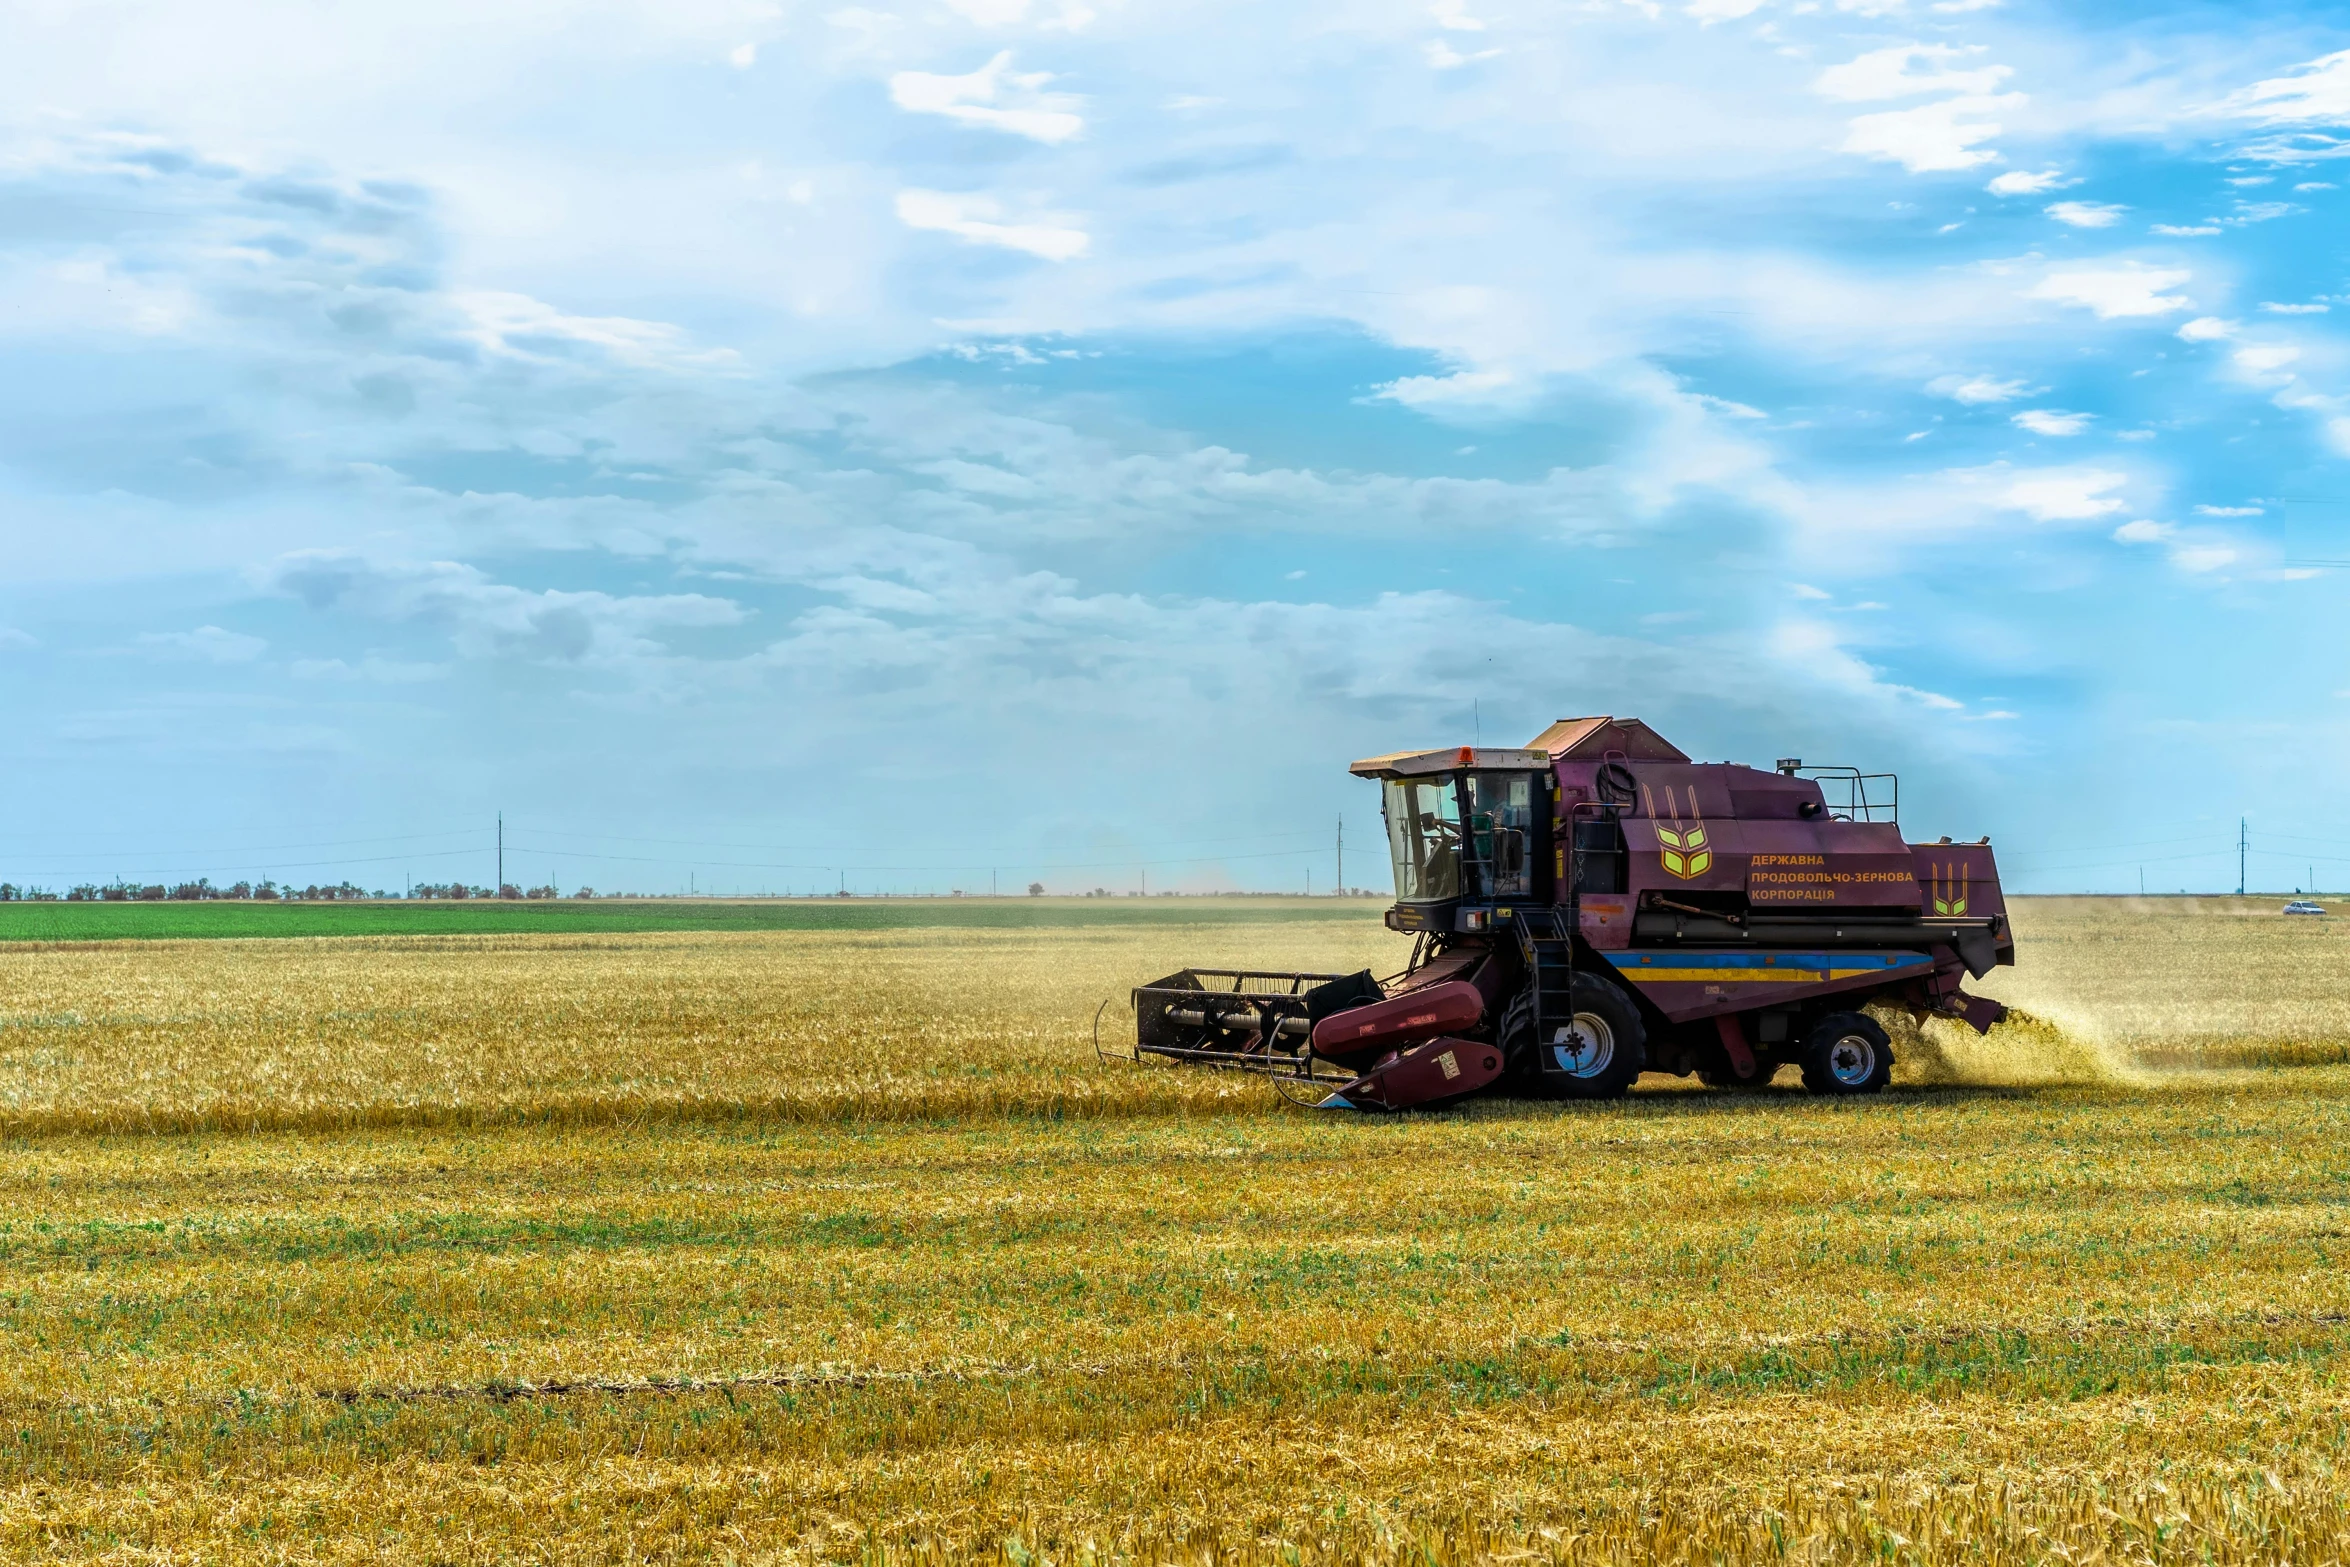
[1930,862,1969,917]
[1644,784,1712,881]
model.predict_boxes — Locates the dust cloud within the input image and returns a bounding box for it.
[1880,1005,2143,1089]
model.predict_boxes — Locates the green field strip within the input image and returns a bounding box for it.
[0,897,1382,943]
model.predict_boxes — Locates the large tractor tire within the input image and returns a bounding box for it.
[1799,1011,1893,1096]
[1519,972,1647,1101]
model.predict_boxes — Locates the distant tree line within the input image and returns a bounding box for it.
[0,880,386,902]
[0,880,570,902]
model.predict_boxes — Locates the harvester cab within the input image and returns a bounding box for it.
[1365,747,1556,928]
[1120,716,2015,1112]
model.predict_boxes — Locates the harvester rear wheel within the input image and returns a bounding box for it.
[1530,974,1646,1101]
[1799,1012,1893,1096]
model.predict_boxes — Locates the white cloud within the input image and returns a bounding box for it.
[1815,45,2010,103]
[888,52,1085,144]
[2233,342,2301,374]
[2151,224,2222,236]
[2013,409,2091,436]
[2046,200,2126,228]
[2195,505,2264,517]
[136,626,266,662]
[2111,519,2239,575]
[1370,368,1522,409]
[2171,544,2239,573]
[1841,95,2022,173]
[2029,265,2192,319]
[895,190,1090,260]
[1998,469,2128,521]
[265,553,746,667]
[2224,49,2350,127]
[1928,372,2029,404]
[1770,619,1966,713]
[2176,316,2235,341]
[1987,169,2066,195]
[1425,39,1502,69]
[455,292,741,372]
[2260,302,2329,314]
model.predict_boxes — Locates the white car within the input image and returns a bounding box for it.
[2284,900,2326,916]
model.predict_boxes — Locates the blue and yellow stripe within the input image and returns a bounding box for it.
[1604,950,1930,985]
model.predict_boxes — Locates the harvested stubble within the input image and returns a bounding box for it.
[2,899,2348,1563]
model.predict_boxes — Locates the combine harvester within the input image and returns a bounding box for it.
[1123,717,2012,1110]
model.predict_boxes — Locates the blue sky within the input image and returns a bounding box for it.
[5,0,2350,895]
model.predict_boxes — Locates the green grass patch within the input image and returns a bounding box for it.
[0,896,1381,943]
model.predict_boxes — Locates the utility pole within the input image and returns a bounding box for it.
[497,813,503,897]
[2238,817,2248,896]
[1336,813,1344,897]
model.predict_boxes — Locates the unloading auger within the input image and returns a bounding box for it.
[1115,716,2014,1110]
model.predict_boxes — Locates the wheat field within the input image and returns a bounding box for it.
[3,897,2349,1562]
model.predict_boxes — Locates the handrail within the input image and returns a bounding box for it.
[1792,765,1898,826]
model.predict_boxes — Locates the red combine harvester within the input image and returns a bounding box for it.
[1124,717,2012,1110]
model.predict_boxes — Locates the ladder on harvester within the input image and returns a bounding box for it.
[1510,905,1576,1065]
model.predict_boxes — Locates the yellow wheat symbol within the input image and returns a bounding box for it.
[1932,862,1969,916]
[1646,784,1711,880]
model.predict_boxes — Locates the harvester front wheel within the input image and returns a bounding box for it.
[1532,974,1647,1101]
[1799,1012,1893,1096]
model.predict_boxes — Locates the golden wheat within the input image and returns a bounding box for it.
[1,898,2347,1561]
